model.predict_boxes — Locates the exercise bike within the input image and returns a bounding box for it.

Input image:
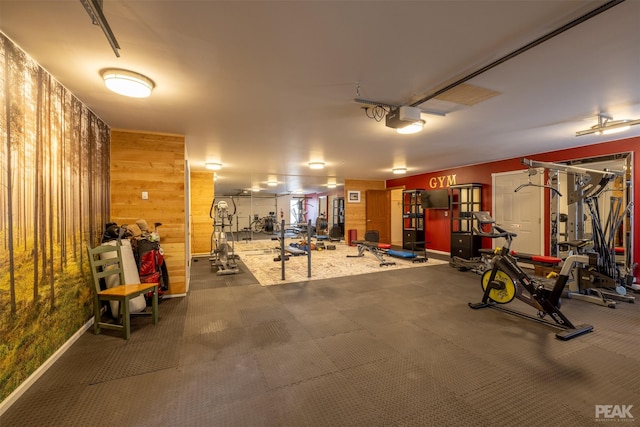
[209,198,240,275]
[468,211,595,340]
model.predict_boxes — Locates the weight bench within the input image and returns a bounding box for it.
[479,248,562,276]
[510,251,563,268]
[480,248,562,267]
[285,245,306,256]
[348,240,396,266]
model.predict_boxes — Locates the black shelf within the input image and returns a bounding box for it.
[450,184,482,259]
[332,197,345,237]
[403,189,425,250]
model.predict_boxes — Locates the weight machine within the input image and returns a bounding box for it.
[521,158,634,306]
[209,198,240,275]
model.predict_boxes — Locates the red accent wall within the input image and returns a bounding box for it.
[387,136,639,279]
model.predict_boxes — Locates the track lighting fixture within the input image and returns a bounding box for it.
[576,113,640,137]
[81,0,120,57]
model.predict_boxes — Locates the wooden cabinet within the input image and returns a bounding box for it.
[402,189,425,250]
[450,184,482,259]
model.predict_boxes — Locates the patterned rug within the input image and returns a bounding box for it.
[234,238,448,286]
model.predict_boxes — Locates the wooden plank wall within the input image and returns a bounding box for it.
[190,170,215,255]
[110,130,186,295]
[344,178,386,243]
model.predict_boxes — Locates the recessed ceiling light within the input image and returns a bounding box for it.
[308,162,325,169]
[327,183,336,189]
[392,167,407,174]
[205,162,222,170]
[267,181,278,187]
[102,69,154,98]
[252,187,260,192]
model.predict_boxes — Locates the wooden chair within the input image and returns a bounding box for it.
[86,243,159,339]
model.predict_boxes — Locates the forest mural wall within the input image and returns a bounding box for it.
[0,33,110,401]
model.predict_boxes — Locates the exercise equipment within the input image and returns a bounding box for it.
[209,198,240,275]
[468,211,594,340]
[387,248,429,263]
[450,254,491,274]
[522,158,634,305]
[348,240,396,267]
[274,219,312,280]
[450,213,497,274]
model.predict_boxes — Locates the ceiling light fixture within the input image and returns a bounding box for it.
[308,162,325,169]
[205,162,222,170]
[396,122,425,135]
[327,183,336,189]
[252,187,260,192]
[386,106,425,134]
[102,69,155,98]
[392,167,407,175]
[267,181,278,187]
[576,113,640,137]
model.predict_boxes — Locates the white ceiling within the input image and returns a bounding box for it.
[1,0,638,196]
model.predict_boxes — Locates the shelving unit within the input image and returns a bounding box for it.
[402,189,425,250]
[450,183,482,259]
[332,197,345,237]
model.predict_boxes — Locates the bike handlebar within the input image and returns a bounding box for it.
[473,225,517,239]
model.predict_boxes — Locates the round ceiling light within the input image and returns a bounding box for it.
[102,69,154,98]
[308,162,325,169]
[392,167,407,174]
[205,162,222,170]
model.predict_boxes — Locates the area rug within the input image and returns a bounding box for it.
[233,239,448,286]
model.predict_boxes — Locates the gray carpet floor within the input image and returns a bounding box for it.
[2,254,640,426]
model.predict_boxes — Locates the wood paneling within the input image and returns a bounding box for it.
[190,170,215,255]
[110,130,186,295]
[344,179,386,242]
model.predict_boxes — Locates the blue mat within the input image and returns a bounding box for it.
[387,249,417,259]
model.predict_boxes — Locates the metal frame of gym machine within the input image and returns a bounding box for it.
[522,158,634,307]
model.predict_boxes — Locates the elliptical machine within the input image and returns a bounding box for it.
[209,198,240,275]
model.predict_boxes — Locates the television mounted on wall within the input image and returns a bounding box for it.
[421,189,449,209]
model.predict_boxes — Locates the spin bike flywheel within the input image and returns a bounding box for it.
[481,269,517,304]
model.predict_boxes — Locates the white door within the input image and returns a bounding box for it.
[492,170,544,255]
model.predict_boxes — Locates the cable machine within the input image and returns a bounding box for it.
[522,158,634,306]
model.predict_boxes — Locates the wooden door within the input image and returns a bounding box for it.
[366,190,391,243]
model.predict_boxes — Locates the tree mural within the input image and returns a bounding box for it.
[0,33,110,401]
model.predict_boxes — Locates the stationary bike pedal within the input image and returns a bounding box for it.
[468,302,490,309]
